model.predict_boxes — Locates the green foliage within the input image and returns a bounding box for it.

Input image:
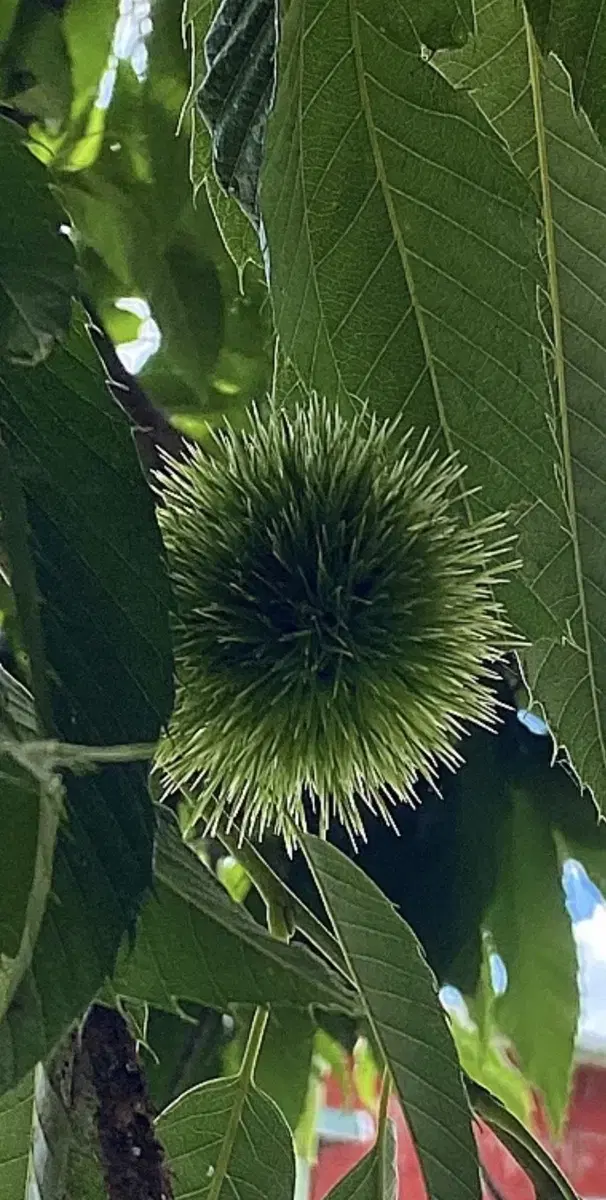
[305,836,482,1200]
[158,1011,295,1200]
[197,0,275,221]
[1,0,606,1194]
[449,1017,532,1130]
[524,0,606,147]
[0,117,75,364]
[0,750,61,1022]
[489,779,578,1132]
[0,309,173,1094]
[437,0,606,876]
[142,1006,227,1113]
[469,1079,579,1200]
[230,1006,316,1133]
[325,1119,398,1200]
[113,813,358,1015]
[0,0,72,128]
[0,1073,32,1197]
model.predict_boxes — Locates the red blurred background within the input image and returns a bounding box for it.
[309,1055,606,1200]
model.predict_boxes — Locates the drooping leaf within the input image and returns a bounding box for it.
[191,112,263,278]
[325,1120,398,1200]
[0,117,75,364]
[0,1072,33,1198]
[113,813,358,1016]
[158,1069,295,1200]
[198,0,277,222]
[0,308,173,739]
[488,776,578,1132]
[0,310,173,1094]
[185,0,219,100]
[468,1079,579,1200]
[436,0,606,836]
[524,0,606,147]
[183,0,262,275]
[304,836,481,1200]
[0,665,37,742]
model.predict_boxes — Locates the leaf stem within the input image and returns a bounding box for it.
[0,739,158,765]
[240,1006,270,1088]
[216,825,351,977]
[0,436,54,734]
[377,1065,391,1132]
[207,1006,270,1200]
[377,1066,395,1197]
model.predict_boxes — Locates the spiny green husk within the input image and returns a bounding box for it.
[156,397,517,844]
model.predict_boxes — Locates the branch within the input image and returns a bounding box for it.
[82,299,186,471]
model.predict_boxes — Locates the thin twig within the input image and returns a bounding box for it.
[82,298,186,471]
[216,823,351,980]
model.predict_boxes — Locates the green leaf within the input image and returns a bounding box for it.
[325,1121,397,1200]
[250,1007,315,1133]
[0,1073,33,1198]
[449,1017,532,1130]
[113,813,358,1016]
[0,0,18,46]
[379,725,509,996]
[0,1,72,127]
[183,0,262,276]
[0,751,62,1022]
[0,118,75,364]
[158,1062,296,1200]
[0,311,173,1095]
[524,0,606,147]
[63,0,117,123]
[260,0,578,754]
[143,1006,227,1113]
[27,1059,72,1200]
[198,0,276,221]
[200,0,475,223]
[468,1079,579,1200]
[192,113,263,279]
[436,0,606,846]
[0,666,37,741]
[0,309,173,737]
[488,777,577,1132]
[549,767,606,892]
[304,836,481,1200]
[184,0,220,101]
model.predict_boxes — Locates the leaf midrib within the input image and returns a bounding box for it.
[347,0,473,528]
[311,855,478,1200]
